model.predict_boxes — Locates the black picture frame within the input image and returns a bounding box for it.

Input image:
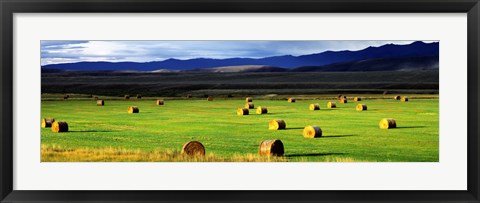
[1,0,479,202]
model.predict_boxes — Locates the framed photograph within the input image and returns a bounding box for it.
[1,0,479,202]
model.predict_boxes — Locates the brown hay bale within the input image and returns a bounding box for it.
[356,104,367,111]
[401,97,409,102]
[379,118,396,129]
[303,126,322,138]
[124,95,130,99]
[327,101,336,108]
[245,97,253,102]
[96,100,104,106]
[245,102,254,109]
[394,95,401,100]
[128,106,139,113]
[288,98,296,103]
[309,103,320,110]
[256,106,268,114]
[207,96,214,101]
[181,141,205,156]
[340,98,347,103]
[41,118,55,128]
[259,139,284,156]
[269,119,286,130]
[354,97,361,102]
[237,107,249,115]
[136,94,142,99]
[51,121,68,133]
[156,100,164,105]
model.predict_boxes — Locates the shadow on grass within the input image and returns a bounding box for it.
[69,130,117,133]
[285,127,304,130]
[285,152,346,158]
[322,134,357,138]
[394,126,426,129]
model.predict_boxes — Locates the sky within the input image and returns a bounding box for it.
[41,40,428,66]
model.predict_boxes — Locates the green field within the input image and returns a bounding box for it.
[41,97,439,162]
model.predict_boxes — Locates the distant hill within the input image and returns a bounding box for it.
[42,41,439,72]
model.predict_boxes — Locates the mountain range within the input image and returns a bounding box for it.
[41,41,439,73]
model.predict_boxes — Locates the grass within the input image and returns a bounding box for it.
[41,96,439,162]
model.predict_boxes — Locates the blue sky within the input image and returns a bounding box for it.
[41,40,426,65]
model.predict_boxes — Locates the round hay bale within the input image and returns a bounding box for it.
[288,98,296,103]
[96,100,104,106]
[309,103,320,110]
[327,101,336,108]
[401,97,409,102]
[156,100,164,105]
[128,106,139,113]
[256,106,268,114]
[124,95,130,99]
[337,95,343,99]
[394,96,401,100]
[303,126,322,138]
[340,98,347,103]
[354,97,361,102]
[41,118,55,128]
[245,102,254,109]
[237,107,249,115]
[207,96,214,101]
[136,94,142,99]
[379,118,397,129]
[181,141,205,156]
[245,97,253,102]
[269,119,286,130]
[259,139,284,156]
[51,121,68,133]
[356,104,367,111]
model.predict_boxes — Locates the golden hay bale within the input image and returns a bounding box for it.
[41,118,55,128]
[340,98,347,103]
[394,96,401,100]
[124,95,130,99]
[51,121,68,133]
[181,141,205,156]
[156,100,164,105]
[256,106,268,114]
[303,126,322,138]
[309,103,320,110]
[237,107,249,115]
[401,97,409,102]
[288,98,296,103]
[207,96,214,101]
[136,94,142,99]
[96,100,104,106]
[379,118,397,129]
[269,119,286,130]
[354,97,361,102]
[245,102,254,109]
[128,106,139,113]
[259,139,284,156]
[356,104,367,111]
[245,97,253,102]
[327,101,336,108]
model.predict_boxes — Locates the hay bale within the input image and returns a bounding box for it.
[207,96,214,101]
[256,106,268,114]
[96,100,104,106]
[51,121,68,133]
[124,95,130,99]
[327,101,336,108]
[259,139,284,156]
[237,107,249,115]
[128,106,139,113]
[156,100,164,105]
[356,104,367,111]
[245,97,253,102]
[401,97,409,102]
[181,141,205,156]
[309,103,320,110]
[63,95,69,100]
[245,102,254,109]
[136,94,142,99]
[41,118,55,128]
[340,98,347,103]
[394,96,401,100]
[354,97,361,102]
[303,126,322,138]
[379,118,396,129]
[269,119,286,130]
[288,98,296,103]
